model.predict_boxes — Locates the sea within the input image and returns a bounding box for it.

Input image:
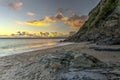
[0,39,72,57]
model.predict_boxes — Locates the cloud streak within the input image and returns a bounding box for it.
[8,1,23,10]
[26,20,50,27]
[10,31,69,37]
[27,12,36,17]
[16,20,50,27]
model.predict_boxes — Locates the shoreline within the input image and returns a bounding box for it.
[0,42,73,57]
[0,42,120,63]
[0,42,120,80]
[0,42,120,62]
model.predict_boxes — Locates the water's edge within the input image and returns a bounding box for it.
[0,42,74,57]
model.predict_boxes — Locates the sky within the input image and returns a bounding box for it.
[0,0,100,37]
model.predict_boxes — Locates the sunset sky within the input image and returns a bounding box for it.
[0,0,99,37]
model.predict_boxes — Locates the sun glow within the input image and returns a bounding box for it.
[26,20,50,27]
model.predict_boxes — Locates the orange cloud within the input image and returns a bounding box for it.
[44,16,57,22]
[16,20,50,27]
[18,9,88,28]
[25,12,67,27]
[65,15,88,28]
[26,20,50,27]
[65,20,85,28]
[26,15,87,28]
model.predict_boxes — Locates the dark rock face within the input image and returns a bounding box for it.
[65,0,120,43]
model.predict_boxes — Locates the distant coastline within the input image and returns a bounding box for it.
[0,37,67,39]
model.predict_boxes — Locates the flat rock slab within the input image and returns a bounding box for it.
[89,46,120,51]
[58,71,108,80]
[97,38,120,45]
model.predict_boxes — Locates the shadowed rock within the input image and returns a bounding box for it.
[97,37,120,45]
[90,46,120,51]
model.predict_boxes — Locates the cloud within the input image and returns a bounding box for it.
[27,12,36,17]
[8,1,23,10]
[10,31,68,37]
[24,12,67,27]
[18,9,88,28]
[65,14,88,28]
[66,8,73,13]
[16,19,50,27]
[26,19,50,27]
[44,12,68,23]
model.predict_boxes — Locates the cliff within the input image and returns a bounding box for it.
[65,0,120,43]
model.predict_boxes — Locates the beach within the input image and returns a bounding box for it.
[0,42,120,80]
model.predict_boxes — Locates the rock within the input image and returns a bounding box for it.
[97,37,120,45]
[58,71,108,80]
[70,53,103,68]
[11,50,119,80]
[39,50,108,80]
[39,51,104,70]
[39,51,74,70]
[89,46,120,51]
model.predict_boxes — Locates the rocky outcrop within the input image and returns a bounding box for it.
[38,50,120,80]
[65,0,120,43]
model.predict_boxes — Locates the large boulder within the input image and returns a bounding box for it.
[39,50,107,80]
[39,50,104,70]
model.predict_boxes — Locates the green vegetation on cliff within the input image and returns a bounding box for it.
[80,0,119,33]
[65,0,120,42]
[87,0,119,31]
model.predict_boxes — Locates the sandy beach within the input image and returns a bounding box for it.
[0,42,120,80]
